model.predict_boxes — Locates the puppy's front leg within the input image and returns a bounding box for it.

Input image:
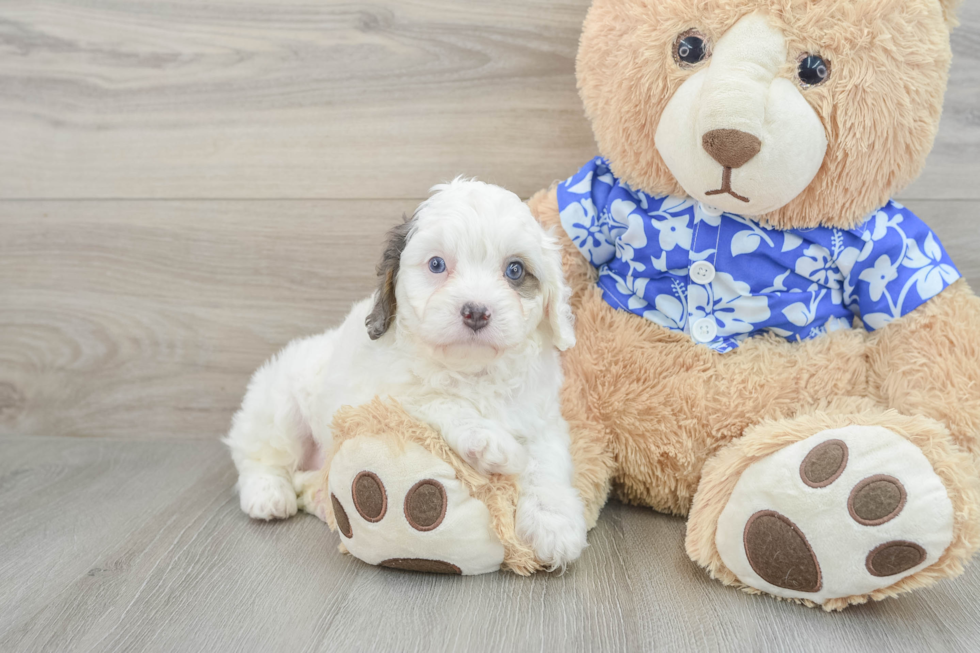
[412,401,527,476]
[515,427,588,571]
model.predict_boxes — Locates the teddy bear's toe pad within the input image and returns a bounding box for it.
[324,436,505,575]
[716,426,954,603]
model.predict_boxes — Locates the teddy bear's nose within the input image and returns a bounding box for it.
[701,129,762,169]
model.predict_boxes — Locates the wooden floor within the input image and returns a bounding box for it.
[2,2,979,651]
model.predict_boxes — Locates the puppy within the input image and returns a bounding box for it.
[225,179,587,569]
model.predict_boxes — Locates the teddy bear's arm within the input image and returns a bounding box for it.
[868,279,980,457]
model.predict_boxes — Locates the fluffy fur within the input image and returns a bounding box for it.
[226,179,587,569]
[685,401,980,611]
[309,0,979,609]
[577,0,958,228]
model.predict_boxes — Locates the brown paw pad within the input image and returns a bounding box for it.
[404,479,447,532]
[743,510,822,593]
[800,439,848,488]
[380,558,462,574]
[331,493,353,538]
[848,474,906,526]
[352,471,387,522]
[866,541,926,577]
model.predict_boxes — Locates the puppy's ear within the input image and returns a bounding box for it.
[365,215,414,340]
[539,231,576,351]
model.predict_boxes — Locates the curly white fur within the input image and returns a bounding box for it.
[225,179,587,570]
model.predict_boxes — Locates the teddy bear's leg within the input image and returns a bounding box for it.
[686,402,980,610]
[315,434,506,575]
[303,398,547,576]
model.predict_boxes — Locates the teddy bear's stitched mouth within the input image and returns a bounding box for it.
[704,167,750,203]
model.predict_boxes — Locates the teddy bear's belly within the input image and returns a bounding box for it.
[565,287,872,516]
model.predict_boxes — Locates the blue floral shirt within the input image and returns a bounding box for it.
[558,157,961,353]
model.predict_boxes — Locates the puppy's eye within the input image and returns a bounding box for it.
[428,257,446,274]
[798,54,830,88]
[673,30,709,67]
[505,261,525,281]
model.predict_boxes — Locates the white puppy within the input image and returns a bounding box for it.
[225,179,587,569]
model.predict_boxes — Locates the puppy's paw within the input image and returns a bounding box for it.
[239,474,298,520]
[455,427,527,476]
[516,486,588,571]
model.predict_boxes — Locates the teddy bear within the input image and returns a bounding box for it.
[306,0,980,610]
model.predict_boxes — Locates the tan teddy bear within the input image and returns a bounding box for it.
[310,0,980,610]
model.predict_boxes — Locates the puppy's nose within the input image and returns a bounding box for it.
[701,129,761,169]
[460,303,491,332]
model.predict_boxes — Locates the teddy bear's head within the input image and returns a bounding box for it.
[577,0,959,229]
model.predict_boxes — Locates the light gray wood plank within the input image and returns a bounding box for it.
[2,436,979,653]
[1,198,977,442]
[0,199,417,440]
[2,1,976,201]
[0,0,596,200]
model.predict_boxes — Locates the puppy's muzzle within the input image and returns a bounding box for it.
[461,303,491,332]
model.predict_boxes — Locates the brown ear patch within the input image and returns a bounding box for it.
[800,439,848,488]
[743,510,822,593]
[380,558,462,575]
[404,479,448,532]
[366,217,414,340]
[352,471,387,522]
[866,541,926,577]
[331,493,353,538]
[848,475,907,526]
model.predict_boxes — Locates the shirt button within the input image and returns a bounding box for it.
[698,202,723,217]
[693,317,718,343]
[690,261,716,285]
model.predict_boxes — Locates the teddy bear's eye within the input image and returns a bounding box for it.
[673,30,709,68]
[798,54,830,88]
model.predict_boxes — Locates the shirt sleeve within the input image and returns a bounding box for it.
[841,201,960,330]
[557,157,617,267]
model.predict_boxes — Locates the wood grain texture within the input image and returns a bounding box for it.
[0,198,417,440]
[1,1,977,200]
[2,198,977,441]
[2,1,980,650]
[1,436,979,653]
[0,0,595,200]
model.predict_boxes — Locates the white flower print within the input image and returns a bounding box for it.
[561,198,611,265]
[559,159,960,350]
[646,293,686,330]
[795,244,843,288]
[609,199,637,229]
[781,233,803,252]
[901,233,960,301]
[870,210,903,241]
[566,171,593,194]
[729,216,775,257]
[861,312,894,330]
[825,315,853,332]
[835,246,862,277]
[782,287,828,327]
[650,213,692,251]
[617,213,649,276]
[850,210,958,322]
[858,254,899,301]
[761,269,792,294]
[688,272,771,336]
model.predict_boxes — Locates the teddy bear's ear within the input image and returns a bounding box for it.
[937,0,961,27]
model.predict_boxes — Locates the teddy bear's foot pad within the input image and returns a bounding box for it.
[318,435,505,575]
[716,426,953,603]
